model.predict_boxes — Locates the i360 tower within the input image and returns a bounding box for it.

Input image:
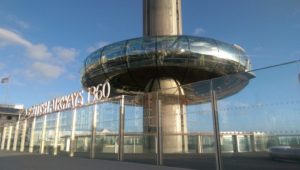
[81,0,252,153]
[143,0,182,36]
[143,0,187,153]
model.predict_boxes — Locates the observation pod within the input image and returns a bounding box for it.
[81,36,254,153]
[81,35,253,97]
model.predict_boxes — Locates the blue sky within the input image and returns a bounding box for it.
[0,0,300,107]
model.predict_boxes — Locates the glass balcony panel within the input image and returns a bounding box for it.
[15,121,25,151]
[43,113,57,155]
[33,116,44,153]
[0,126,3,148]
[94,99,120,160]
[213,61,300,170]
[157,79,217,170]
[57,110,72,155]
[23,119,33,152]
[123,95,157,165]
[73,106,93,157]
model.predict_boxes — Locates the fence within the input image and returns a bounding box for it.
[1,60,300,170]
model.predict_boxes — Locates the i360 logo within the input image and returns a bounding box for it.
[87,80,111,103]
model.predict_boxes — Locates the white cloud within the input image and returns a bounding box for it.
[26,44,52,60]
[17,21,30,29]
[0,63,4,69]
[5,15,30,29]
[0,27,32,47]
[291,50,300,57]
[67,74,77,80]
[25,62,64,80]
[0,27,80,80]
[0,27,52,60]
[0,41,8,48]
[253,46,263,52]
[53,47,79,62]
[193,27,205,36]
[86,41,108,53]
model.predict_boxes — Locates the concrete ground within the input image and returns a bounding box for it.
[0,151,190,170]
[1,151,300,170]
[162,152,300,170]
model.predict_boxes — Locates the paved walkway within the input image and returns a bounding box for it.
[0,151,190,170]
[1,151,300,170]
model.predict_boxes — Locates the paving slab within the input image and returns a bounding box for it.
[0,151,190,170]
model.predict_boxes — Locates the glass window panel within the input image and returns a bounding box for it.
[101,41,127,75]
[86,50,101,66]
[74,106,93,156]
[187,37,219,72]
[188,37,218,56]
[57,110,72,155]
[33,116,44,153]
[123,94,157,164]
[215,40,239,62]
[44,112,57,155]
[126,37,156,68]
[156,78,217,170]
[94,100,120,160]
[0,126,3,147]
[9,125,15,150]
[2,127,8,149]
[124,99,143,133]
[24,119,33,152]
[16,121,25,151]
[101,41,126,60]
[156,36,189,67]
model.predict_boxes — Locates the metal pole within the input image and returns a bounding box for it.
[1,126,6,150]
[210,82,223,170]
[91,104,98,159]
[70,109,77,157]
[29,117,36,153]
[6,125,13,150]
[40,115,47,154]
[250,133,256,152]
[0,127,1,146]
[53,112,60,155]
[20,119,27,152]
[13,110,22,151]
[197,135,203,154]
[232,134,238,153]
[118,95,125,161]
[133,136,136,153]
[156,98,163,165]
[13,121,20,151]
[180,103,187,153]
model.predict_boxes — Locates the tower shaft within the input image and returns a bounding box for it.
[143,0,182,36]
[142,0,188,154]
